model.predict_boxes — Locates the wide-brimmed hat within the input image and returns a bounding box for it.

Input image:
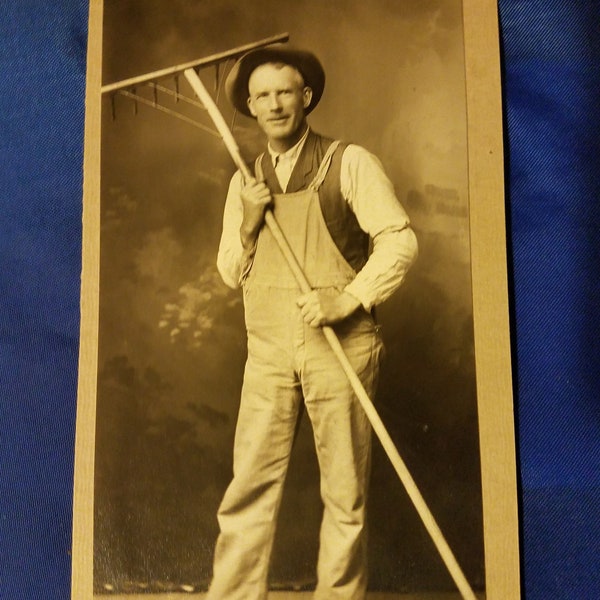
[225,45,325,117]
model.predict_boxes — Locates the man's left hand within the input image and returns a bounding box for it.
[296,290,361,328]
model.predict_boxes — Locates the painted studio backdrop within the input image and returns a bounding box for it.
[95,0,482,593]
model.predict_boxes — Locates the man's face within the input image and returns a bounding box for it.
[247,63,313,147]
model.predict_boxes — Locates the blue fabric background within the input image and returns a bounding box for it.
[499,1,600,597]
[0,1,598,598]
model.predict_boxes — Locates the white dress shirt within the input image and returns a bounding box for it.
[269,126,311,192]
[217,133,418,310]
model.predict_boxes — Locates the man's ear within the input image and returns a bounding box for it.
[247,96,257,117]
[303,86,313,109]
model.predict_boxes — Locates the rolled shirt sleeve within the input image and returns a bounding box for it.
[340,144,418,310]
[216,170,255,288]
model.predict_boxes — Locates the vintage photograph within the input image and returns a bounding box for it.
[73,1,519,598]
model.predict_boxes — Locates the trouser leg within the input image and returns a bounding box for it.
[302,313,383,600]
[207,351,302,600]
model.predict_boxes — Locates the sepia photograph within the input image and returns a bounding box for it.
[73,1,519,599]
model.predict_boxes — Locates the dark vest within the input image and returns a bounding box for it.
[256,131,370,274]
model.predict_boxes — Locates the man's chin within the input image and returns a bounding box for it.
[268,131,297,145]
[262,118,305,145]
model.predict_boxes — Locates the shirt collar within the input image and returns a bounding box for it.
[268,127,311,166]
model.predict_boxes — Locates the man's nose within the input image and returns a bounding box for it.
[267,93,282,110]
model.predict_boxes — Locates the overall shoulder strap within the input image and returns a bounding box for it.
[308,141,342,192]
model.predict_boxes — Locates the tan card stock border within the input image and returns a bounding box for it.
[72,1,520,597]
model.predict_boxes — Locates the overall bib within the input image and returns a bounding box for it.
[208,142,383,600]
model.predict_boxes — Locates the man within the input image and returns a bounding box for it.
[210,45,418,600]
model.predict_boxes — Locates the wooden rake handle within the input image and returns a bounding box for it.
[183,67,478,600]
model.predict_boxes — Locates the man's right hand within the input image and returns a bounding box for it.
[240,177,272,250]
